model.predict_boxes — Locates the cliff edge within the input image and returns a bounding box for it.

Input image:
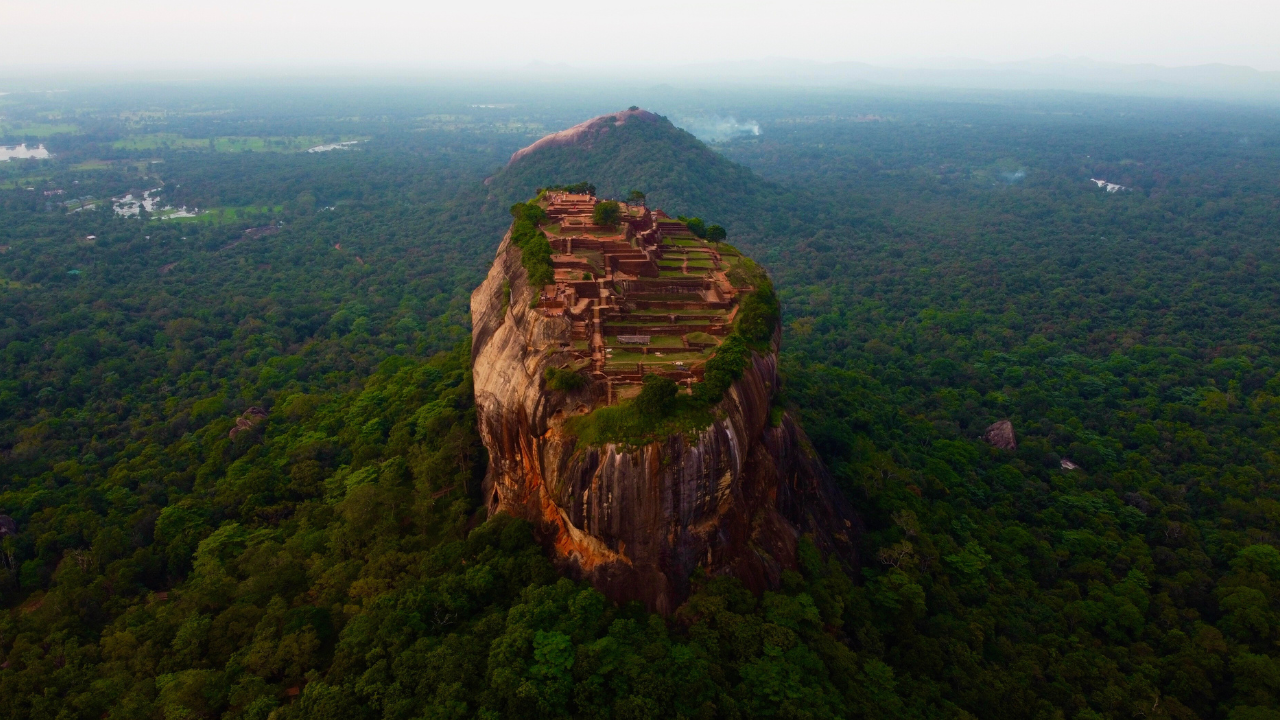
[471,186,857,613]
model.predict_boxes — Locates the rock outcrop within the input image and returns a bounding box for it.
[471,220,858,613]
[505,109,662,167]
[983,419,1017,451]
[228,407,268,439]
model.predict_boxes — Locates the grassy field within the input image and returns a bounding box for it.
[0,278,38,290]
[112,134,357,152]
[604,358,702,371]
[684,332,720,345]
[113,134,212,151]
[63,199,102,212]
[0,177,48,190]
[629,308,725,316]
[0,122,80,138]
[213,136,325,152]
[604,348,706,365]
[607,335,686,348]
[610,318,711,327]
[165,206,282,223]
[660,258,718,270]
[70,159,113,171]
[629,293,706,301]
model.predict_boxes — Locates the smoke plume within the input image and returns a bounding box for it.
[674,116,762,143]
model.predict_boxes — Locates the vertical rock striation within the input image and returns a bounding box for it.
[472,228,859,613]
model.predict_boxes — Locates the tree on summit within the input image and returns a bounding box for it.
[706,224,726,243]
[593,200,621,227]
[678,216,709,238]
[635,374,678,418]
[626,189,646,206]
[555,181,595,195]
[686,217,707,238]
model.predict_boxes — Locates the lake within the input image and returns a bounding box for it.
[0,144,51,161]
[307,141,358,153]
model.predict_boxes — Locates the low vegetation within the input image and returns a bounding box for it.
[508,201,554,287]
[543,365,586,391]
[679,215,709,238]
[565,376,716,448]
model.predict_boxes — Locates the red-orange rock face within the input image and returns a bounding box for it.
[504,109,662,167]
[471,226,859,614]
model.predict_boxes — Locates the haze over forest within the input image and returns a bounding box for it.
[4,0,1280,102]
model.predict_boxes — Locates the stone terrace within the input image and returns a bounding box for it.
[532,191,750,404]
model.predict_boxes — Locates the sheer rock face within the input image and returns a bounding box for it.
[471,233,859,613]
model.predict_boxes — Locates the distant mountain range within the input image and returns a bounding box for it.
[651,57,1280,104]
[6,57,1277,106]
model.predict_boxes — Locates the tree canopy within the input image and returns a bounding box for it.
[591,200,621,227]
[2,88,1280,720]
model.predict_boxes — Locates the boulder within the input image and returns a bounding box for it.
[229,407,268,439]
[983,419,1017,451]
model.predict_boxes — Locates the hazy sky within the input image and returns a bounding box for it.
[4,0,1279,73]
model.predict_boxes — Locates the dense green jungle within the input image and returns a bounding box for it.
[3,84,1280,720]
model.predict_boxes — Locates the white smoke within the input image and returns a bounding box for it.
[674,116,762,143]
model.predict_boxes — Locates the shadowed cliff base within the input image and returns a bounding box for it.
[471,167,859,612]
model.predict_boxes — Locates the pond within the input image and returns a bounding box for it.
[0,144,51,161]
[307,141,358,153]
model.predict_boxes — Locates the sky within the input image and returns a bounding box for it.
[3,0,1279,74]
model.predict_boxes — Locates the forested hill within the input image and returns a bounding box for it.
[486,108,814,239]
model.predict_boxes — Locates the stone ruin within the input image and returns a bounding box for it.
[529,190,748,404]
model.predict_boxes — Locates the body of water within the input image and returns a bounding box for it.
[0,144,51,161]
[307,140,358,153]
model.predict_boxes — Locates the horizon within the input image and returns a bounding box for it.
[4,55,1280,108]
[5,0,1278,73]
